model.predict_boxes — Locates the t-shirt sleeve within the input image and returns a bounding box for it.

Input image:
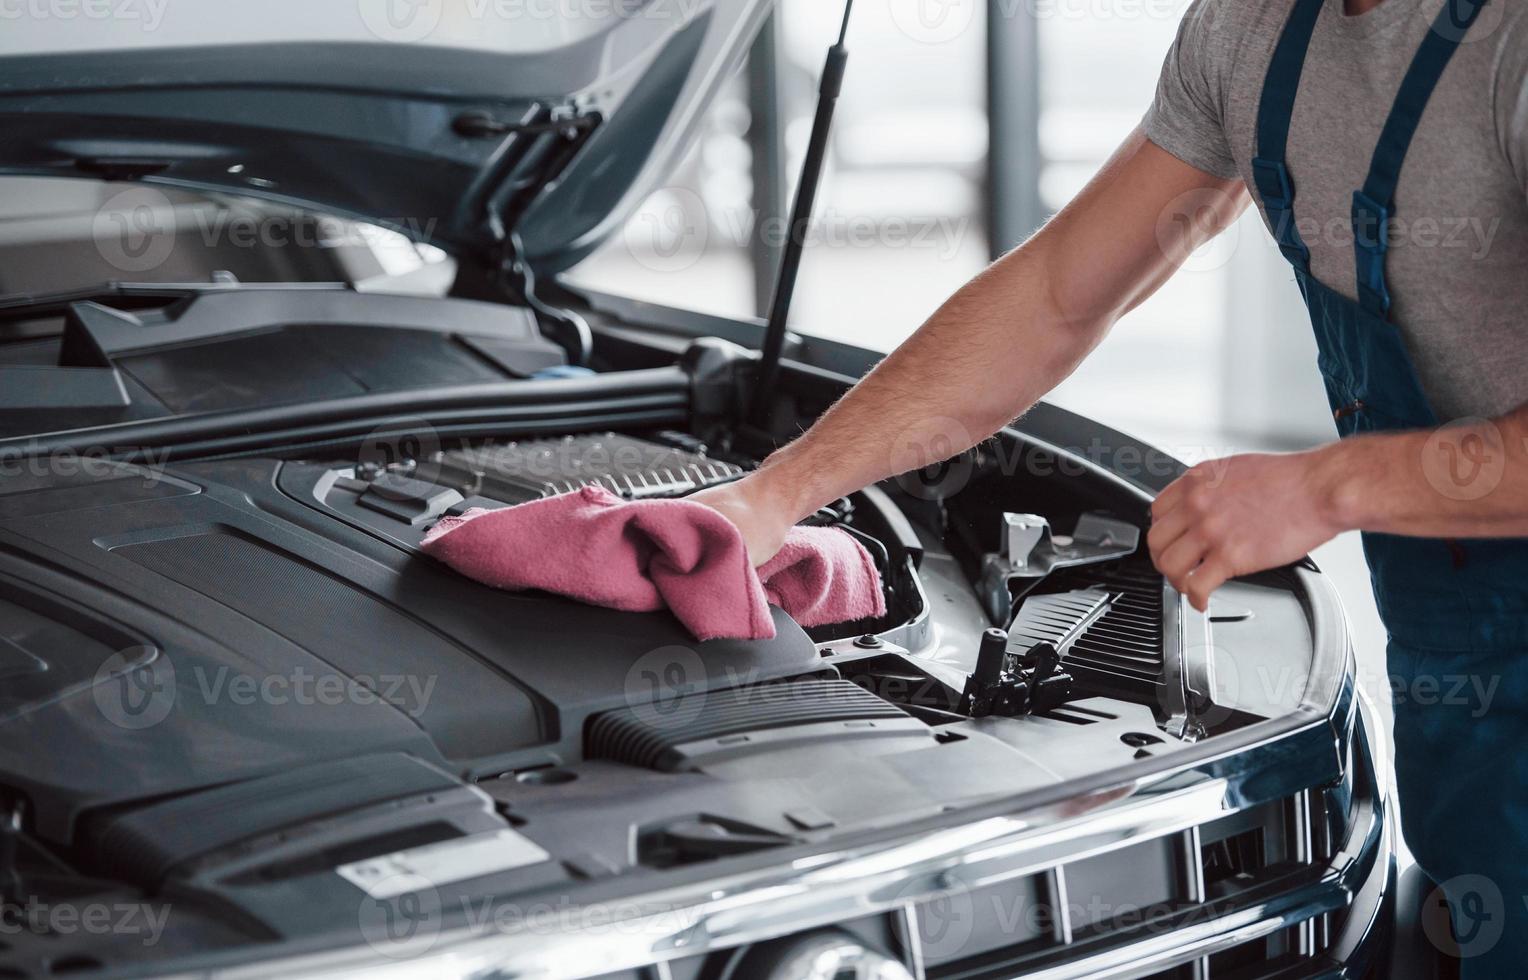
[1493,9,1528,199]
[1142,0,1239,179]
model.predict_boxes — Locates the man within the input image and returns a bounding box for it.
[695,0,1528,972]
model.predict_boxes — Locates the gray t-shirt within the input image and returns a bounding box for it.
[1143,0,1528,421]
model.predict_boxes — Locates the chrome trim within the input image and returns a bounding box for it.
[895,904,927,980]
[1179,826,1206,904]
[1160,583,1197,741]
[948,735,1387,980]
[1046,866,1074,945]
[1163,586,1217,742]
[200,747,1382,980]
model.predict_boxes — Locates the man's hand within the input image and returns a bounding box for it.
[690,476,794,567]
[1148,450,1347,612]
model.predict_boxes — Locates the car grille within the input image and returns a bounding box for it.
[908,790,1326,979]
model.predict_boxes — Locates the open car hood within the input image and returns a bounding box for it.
[0,0,769,273]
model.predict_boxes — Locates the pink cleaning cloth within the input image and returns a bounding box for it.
[419,485,886,642]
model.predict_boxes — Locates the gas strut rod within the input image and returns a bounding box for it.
[747,0,854,428]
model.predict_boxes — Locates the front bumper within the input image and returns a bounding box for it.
[172,544,1388,980]
[193,676,1390,980]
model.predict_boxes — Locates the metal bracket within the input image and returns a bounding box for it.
[1003,512,1140,575]
[978,512,1141,623]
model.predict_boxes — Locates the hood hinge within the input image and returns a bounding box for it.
[470,102,600,366]
[493,229,592,367]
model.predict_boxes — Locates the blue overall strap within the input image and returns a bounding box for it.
[1252,0,1325,272]
[1353,0,1490,316]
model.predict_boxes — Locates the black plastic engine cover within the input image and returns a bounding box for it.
[0,457,823,844]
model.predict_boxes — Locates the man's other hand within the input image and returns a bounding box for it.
[690,477,793,567]
[1148,450,1346,612]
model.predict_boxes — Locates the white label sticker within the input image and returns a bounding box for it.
[336,829,551,898]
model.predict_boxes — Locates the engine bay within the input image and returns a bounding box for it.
[0,413,1322,975]
[0,288,1324,977]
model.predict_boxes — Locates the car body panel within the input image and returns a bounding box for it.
[0,0,770,272]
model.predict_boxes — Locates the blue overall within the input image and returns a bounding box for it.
[1254,0,1528,973]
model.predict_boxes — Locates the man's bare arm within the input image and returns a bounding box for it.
[1151,407,1528,611]
[695,129,1246,562]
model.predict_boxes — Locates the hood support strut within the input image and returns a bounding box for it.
[747,0,854,428]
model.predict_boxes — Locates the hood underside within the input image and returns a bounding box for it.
[0,0,770,272]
